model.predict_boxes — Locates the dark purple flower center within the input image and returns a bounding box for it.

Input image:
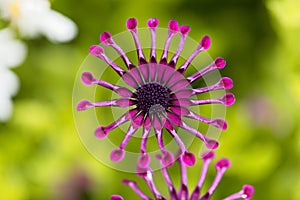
[135,82,170,114]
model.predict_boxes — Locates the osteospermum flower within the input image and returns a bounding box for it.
[77,18,235,167]
[110,152,254,200]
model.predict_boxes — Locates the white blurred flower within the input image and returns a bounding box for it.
[0,0,78,43]
[0,68,19,121]
[0,28,27,69]
[0,28,26,121]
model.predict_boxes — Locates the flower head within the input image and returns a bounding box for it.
[111,152,254,200]
[77,18,235,167]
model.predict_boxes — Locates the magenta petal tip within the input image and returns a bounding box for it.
[122,179,131,185]
[211,118,228,130]
[110,195,124,200]
[214,57,226,68]
[138,153,150,168]
[162,151,174,167]
[201,151,215,160]
[221,77,233,90]
[126,18,138,30]
[95,126,108,139]
[135,166,149,178]
[242,185,255,198]
[110,148,125,162]
[81,72,95,85]
[77,100,92,111]
[180,25,190,35]
[168,20,179,33]
[89,45,104,57]
[223,93,235,106]
[215,158,231,169]
[200,35,211,50]
[147,18,158,28]
[100,32,112,45]
[182,151,196,166]
[205,139,219,149]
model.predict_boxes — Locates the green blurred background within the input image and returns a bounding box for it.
[1,0,300,199]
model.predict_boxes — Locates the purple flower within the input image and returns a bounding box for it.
[77,18,235,167]
[110,152,254,200]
